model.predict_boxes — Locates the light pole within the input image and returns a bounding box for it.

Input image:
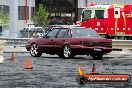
[29,0,31,24]
[26,0,31,25]
[9,0,18,38]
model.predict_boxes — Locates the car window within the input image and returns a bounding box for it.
[63,30,71,38]
[46,28,60,38]
[71,28,101,38]
[57,29,67,38]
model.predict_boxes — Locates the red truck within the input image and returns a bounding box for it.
[80,4,132,40]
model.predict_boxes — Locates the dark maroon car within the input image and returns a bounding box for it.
[26,27,112,59]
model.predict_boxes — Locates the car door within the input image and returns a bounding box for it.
[42,28,60,53]
[53,28,71,52]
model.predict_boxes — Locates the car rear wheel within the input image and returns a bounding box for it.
[91,52,103,60]
[30,43,42,57]
[63,45,74,58]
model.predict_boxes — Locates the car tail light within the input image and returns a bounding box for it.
[92,42,112,46]
[81,41,112,46]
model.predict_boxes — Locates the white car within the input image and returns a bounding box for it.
[36,32,44,37]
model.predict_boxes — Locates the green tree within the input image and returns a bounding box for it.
[32,4,49,27]
[0,11,9,28]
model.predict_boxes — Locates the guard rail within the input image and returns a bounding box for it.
[112,39,132,50]
[0,38,32,46]
[0,38,132,50]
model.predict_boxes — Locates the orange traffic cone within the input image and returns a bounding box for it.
[91,63,96,74]
[25,58,33,69]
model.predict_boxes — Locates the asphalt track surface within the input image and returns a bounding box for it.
[0,52,132,88]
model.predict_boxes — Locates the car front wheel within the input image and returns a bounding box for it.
[58,53,64,58]
[30,43,42,57]
[63,45,74,58]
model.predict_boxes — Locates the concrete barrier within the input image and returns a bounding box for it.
[0,40,6,63]
[4,45,27,53]
[1,38,132,54]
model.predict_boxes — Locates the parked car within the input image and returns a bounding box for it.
[26,26,112,59]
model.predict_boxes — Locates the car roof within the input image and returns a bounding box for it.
[50,25,86,30]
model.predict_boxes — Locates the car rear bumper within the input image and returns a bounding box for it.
[71,45,112,54]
